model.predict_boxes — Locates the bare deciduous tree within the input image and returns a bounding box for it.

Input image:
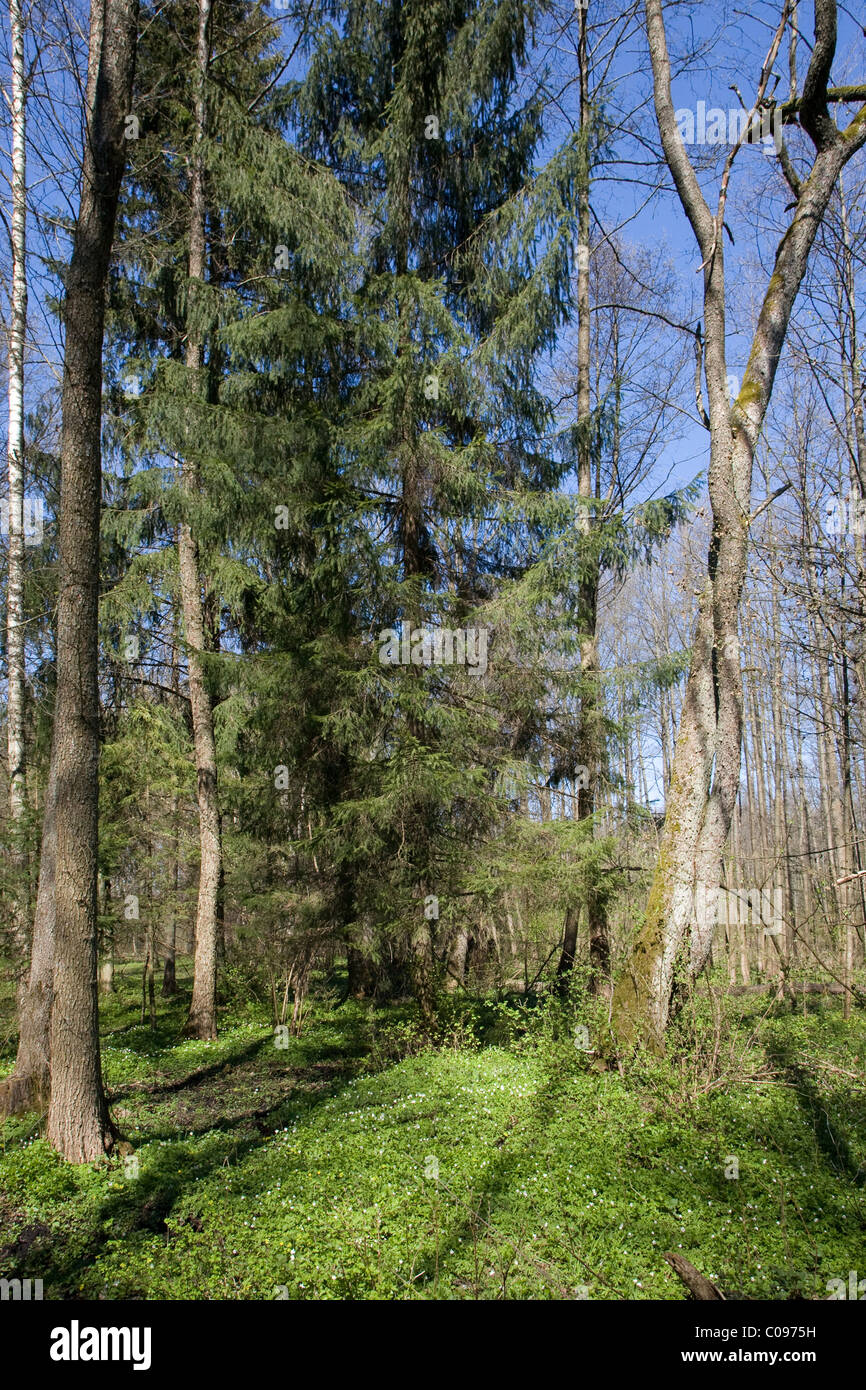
[613,0,866,1048]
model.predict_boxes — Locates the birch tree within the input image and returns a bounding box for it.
[4,0,28,951]
[0,0,54,1119]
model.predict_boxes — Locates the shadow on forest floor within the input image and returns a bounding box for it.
[763,1034,866,1188]
[0,1003,370,1296]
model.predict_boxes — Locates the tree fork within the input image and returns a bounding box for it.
[612,0,866,1051]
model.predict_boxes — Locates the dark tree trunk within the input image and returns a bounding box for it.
[45,0,139,1162]
[444,927,469,992]
[556,905,580,982]
[587,893,610,995]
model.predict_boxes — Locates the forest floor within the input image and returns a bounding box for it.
[0,967,864,1300]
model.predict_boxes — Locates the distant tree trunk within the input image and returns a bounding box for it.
[769,540,795,967]
[744,645,773,983]
[839,192,866,967]
[658,686,672,792]
[181,0,220,1041]
[444,926,469,991]
[163,934,177,996]
[141,935,156,1028]
[612,0,866,1049]
[216,845,226,962]
[339,865,371,999]
[731,804,750,987]
[98,946,114,995]
[346,943,376,999]
[399,409,436,1020]
[163,789,179,996]
[163,597,181,997]
[797,767,815,936]
[400,436,437,1022]
[98,875,114,994]
[556,904,580,980]
[141,789,157,1025]
[46,0,139,1161]
[811,636,841,925]
[5,0,29,954]
[556,2,609,995]
[409,904,436,1026]
[838,651,856,1018]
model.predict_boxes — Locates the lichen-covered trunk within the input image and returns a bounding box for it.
[610,493,742,1046]
[612,0,865,1052]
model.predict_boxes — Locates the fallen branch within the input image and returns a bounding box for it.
[664,1253,725,1300]
[703,981,845,997]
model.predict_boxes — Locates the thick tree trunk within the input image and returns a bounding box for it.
[0,765,55,1117]
[612,0,866,1049]
[5,0,29,954]
[181,0,220,1041]
[46,0,139,1161]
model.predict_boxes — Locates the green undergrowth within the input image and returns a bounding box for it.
[1,971,864,1300]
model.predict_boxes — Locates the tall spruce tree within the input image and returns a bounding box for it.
[102,0,355,1033]
[275,0,585,1010]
